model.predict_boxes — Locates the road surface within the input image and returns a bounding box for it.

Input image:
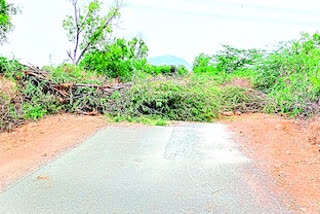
[0,123,292,213]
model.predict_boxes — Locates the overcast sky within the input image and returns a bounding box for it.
[2,0,320,66]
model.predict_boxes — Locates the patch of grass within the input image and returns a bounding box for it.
[23,103,47,120]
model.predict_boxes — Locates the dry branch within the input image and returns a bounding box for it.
[20,64,128,115]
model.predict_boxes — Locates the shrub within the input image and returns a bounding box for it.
[22,81,61,120]
[0,56,25,79]
[193,53,217,74]
[219,86,266,113]
[105,77,220,121]
[214,45,264,74]
[44,64,104,85]
[192,33,320,117]
[79,37,148,81]
[255,33,320,116]
[145,65,189,76]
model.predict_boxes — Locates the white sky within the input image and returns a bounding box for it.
[1,0,320,66]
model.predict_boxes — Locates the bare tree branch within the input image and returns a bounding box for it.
[72,0,80,64]
[65,0,123,65]
[76,0,122,64]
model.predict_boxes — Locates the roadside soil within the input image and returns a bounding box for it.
[224,113,320,214]
[0,114,107,191]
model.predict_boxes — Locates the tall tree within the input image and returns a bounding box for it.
[0,0,17,44]
[63,0,122,65]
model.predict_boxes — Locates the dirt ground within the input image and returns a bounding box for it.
[0,114,107,191]
[224,113,320,214]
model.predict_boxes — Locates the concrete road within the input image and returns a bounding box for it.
[0,123,292,214]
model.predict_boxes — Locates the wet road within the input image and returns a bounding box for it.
[0,123,291,213]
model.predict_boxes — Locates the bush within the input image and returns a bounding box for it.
[219,86,266,113]
[193,53,217,74]
[145,65,189,76]
[214,45,264,74]
[44,64,104,85]
[22,81,61,120]
[255,33,320,116]
[192,33,320,117]
[0,56,25,79]
[80,38,149,81]
[105,77,220,121]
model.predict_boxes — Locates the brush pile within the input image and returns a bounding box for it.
[20,64,129,115]
[0,63,130,132]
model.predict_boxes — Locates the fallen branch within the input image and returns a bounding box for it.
[19,64,129,115]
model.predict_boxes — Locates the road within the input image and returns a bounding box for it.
[0,123,292,214]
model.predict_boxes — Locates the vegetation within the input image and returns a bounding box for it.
[80,37,148,81]
[2,0,320,131]
[0,0,17,44]
[193,33,320,117]
[63,0,122,64]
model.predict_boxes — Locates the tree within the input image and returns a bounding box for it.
[79,37,149,81]
[0,0,17,44]
[63,0,122,65]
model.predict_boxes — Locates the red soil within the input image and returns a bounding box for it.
[0,114,107,191]
[224,113,320,214]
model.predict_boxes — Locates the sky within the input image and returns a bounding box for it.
[2,0,320,66]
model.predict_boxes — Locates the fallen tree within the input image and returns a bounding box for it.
[0,63,130,132]
[20,64,128,115]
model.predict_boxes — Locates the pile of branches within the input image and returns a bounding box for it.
[0,93,24,132]
[21,64,129,115]
[0,76,24,132]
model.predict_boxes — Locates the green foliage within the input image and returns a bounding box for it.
[22,81,61,120]
[105,77,221,121]
[192,33,320,117]
[193,47,263,75]
[22,104,47,120]
[23,64,108,115]
[214,45,264,74]
[0,0,17,44]
[5,29,320,133]
[44,64,104,85]
[254,33,320,116]
[104,75,268,121]
[80,38,148,81]
[145,65,189,76]
[219,86,266,113]
[193,53,216,74]
[0,56,25,79]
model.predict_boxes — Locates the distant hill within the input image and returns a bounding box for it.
[148,55,191,70]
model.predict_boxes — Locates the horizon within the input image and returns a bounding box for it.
[2,0,320,66]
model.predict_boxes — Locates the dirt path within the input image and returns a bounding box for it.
[0,114,107,191]
[224,114,320,214]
